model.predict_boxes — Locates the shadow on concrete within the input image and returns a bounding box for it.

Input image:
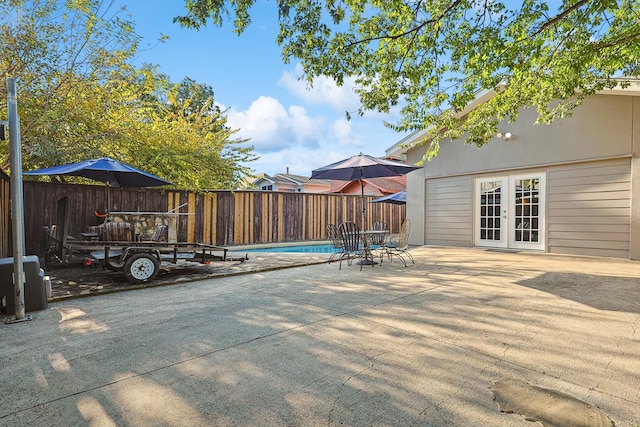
[516,271,640,314]
[2,247,639,425]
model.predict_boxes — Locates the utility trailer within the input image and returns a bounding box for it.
[40,198,247,284]
[44,230,246,284]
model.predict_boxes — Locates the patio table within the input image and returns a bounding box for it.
[357,230,388,266]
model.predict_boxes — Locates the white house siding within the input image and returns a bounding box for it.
[547,158,631,258]
[401,91,640,257]
[425,176,472,246]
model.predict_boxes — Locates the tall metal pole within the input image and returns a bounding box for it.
[7,78,29,322]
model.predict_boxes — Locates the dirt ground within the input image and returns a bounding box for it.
[43,251,328,300]
[44,259,245,300]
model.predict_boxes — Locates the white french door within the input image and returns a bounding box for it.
[475,174,545,250]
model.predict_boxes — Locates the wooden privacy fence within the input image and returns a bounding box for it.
[22,181,405,256]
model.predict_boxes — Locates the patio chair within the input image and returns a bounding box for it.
[369,221,387,257]
[148,224,168,242]
[42,225,59,268]
[326,224,344,263]
[42,196,71,267]
[337,221,364,270]
[383,219,415,267]
[101,221,134,242]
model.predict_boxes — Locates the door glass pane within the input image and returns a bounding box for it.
[479,181,501,242]
[514,178,540,242]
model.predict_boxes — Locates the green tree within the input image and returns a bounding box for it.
[0,0,142,168]
[167,77,222,118]
[137,77,256,190]
[176,0,640,160]
[1,0,256,190]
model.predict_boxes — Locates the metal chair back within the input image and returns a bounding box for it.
[327,223,343,263]
[398,219,411,249]
[383,219,414,266]
[149,224,168,242]
[338,221,361,253]
[336,221,363,269]
[327,224,342,249]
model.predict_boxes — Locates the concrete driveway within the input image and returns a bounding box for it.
[1,247,639,426]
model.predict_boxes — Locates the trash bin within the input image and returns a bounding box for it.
[0,256,48,315]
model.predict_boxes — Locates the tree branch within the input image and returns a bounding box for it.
[594,30,640,51]
[531,0,590,36]
[344,0,463,48]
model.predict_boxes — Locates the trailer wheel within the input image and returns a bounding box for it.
[124,253,159,284]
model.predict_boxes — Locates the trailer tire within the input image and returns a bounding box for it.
[124,253,159,284]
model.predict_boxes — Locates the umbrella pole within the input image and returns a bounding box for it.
[360,178,366,229]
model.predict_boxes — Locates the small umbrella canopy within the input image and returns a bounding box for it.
[310,153,421,181]
[370,190,407,205]
[311,154,420,226]
[24,157,172,211]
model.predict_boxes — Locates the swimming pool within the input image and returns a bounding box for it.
[240,243,381,253]
[242,244,338,253]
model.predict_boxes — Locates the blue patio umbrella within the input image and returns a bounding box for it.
[24,157,172,211]
[370,190,407,205]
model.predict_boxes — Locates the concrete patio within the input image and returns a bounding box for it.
[1,246,639,426]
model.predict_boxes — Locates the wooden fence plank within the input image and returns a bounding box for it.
[187,192,196,242]
[20,182,405,256]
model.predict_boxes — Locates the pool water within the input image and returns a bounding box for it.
[241,244,381,253]
[243,244,338,253]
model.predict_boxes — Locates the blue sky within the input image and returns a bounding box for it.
[117,0,406,177]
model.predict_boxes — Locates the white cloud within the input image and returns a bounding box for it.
[226,96,325,153]
[278,64,407,124]
[249,147,364,177]
[288,105,324,143]
[331,117,359,147]
[278,64,361,112]
[223,77,405,176]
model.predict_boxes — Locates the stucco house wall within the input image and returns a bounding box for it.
[396,87,640,259]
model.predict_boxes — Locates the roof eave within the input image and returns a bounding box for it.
[386,78,640,158]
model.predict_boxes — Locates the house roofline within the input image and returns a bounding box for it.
[385,78,640,158]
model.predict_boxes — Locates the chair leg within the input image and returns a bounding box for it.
[390,251,408,267]
[403,250,415,264]
[338,251,353,269]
